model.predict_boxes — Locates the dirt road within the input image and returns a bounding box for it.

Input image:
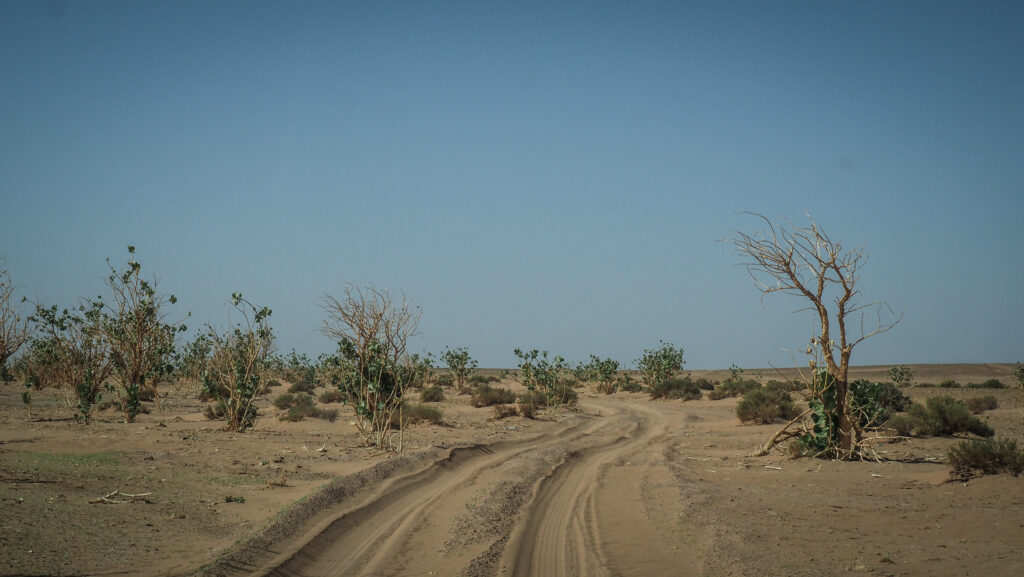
[234,399,696,577]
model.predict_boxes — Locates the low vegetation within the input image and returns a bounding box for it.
[649,377,702,401]
[947,438,1024,480]
[736,387,799,424]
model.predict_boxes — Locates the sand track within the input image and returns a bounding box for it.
[243,400,692,577]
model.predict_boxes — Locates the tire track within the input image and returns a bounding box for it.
[502,401,670,577]
[247,406,629,577]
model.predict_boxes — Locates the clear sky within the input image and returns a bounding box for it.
[2,1,1022,370]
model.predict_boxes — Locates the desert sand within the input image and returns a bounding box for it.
[1,363,1022,577]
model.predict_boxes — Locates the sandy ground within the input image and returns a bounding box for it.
[1,364,1022,576]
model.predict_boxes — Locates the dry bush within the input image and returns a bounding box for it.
[649,377,702,401]
[948,438,1024,479]
[965,395,999,414]
[471,384,516,407]
[493,404,518,419]
[421,385,444,403]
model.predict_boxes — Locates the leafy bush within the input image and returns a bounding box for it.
[907,396,994,437]
[938,379,960,388]
[649,377,701,401]
[636,342,684,388]
[964,395,999,414]
[441,347,477,390]
[888,365,914,387]
[574,355,620,390]
[421,385,445,403]
[737,388,799,424]
[513,348,570,408]
[948,438,1024,479]
[518,389,548,408]
[471,384,516,407]
[849,380,911,426]
[493,404,518,420]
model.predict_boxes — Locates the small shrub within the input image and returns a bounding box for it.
[318,389,346,404]
[649,377,702,401]
[493,404,518,420]
[636,342,685,387]
[765,379,801,393]
[617,374,644,393]
[273,393,296,410]
[288,381,316,394]
[265,379,283,389]
[421,385,445,403]
[736,388,799,424]
[549,382,578,406]
[316,407,339,422]
[709,379,759,400]
[694,377,716,391]
[468,374,500,385]
[596,381,617,395]
[888,414,916,437]
[965,379,1005,389]
[224,495,246,503]
[403,403,444,426]
[434,373,455,387]
[518,389,548,409]
[908,396,994,437]
[948,438,1024,479]
[471,384,516,407]
[518,402,536,419]
[965,396,999,414]
[938,379,960,388]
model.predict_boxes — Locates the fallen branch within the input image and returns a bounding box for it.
[749,408,812,457]
[90,490,152,504]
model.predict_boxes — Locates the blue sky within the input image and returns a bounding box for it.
[2,1,1022,369]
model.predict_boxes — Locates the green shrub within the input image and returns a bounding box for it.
[908,396,994,437]
[736,388,799,424]
[938,379,960,388]
[441,347,478,390]
[518,389,548,409]
[513,348,571,407]
[888,365,914,387]
[964,396,999,414]
[421,385,445,403]
[288,381,316,394]
[948,438,1024,479]
[318,389,346,404]
[849,380,911,426]
[649,377,702,401]
[471,384,516,407]
[493,404,518,419]
[434,373,455,387]
[636,342,685,387]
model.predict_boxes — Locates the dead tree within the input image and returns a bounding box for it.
[322,285,420,452]
[0,265,31,380]
[729,213,901,459]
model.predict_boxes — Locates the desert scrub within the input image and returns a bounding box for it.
[275,392,338,422]
[467,374,500,385]
[421,385,445,403]
[492,404,518,419]
[441,346,478,390]
[471,384,516,407]
[965,379,1006,389]
[399,403,444,426]
[736,388,799,424]
[907,396,994,437]
[964,395,999,414]
[947,438,1024,479]
[616,373,643,392]
[288,380,316,394]
[318,389,346,403]
[708,379,759,400]
[649,377,702,401]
